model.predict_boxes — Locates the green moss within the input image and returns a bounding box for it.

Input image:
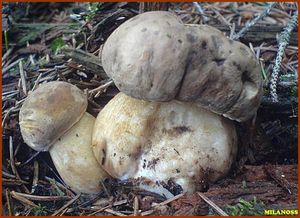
[224,197,265,216]
[32,204,48,216]
[50,37,65,53]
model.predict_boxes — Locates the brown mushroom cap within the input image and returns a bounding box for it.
[102,11,263,121]
[19,81,87,151]
[178,24,263,121]
[92,93,237,193]
[102,11,190,101]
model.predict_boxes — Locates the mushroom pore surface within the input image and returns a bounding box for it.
[92,93,237,193]
[19,81,87,151]
[102,11,263,122]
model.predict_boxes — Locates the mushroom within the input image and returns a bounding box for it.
[92,93,237,193]
[92,11,265,195]
[19,81,109,194]
[102,11,263,122]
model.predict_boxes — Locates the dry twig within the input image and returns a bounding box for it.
[232,2,277,40]
[197,192,228,216]
[51,193,81,216]
[133,196,139,216]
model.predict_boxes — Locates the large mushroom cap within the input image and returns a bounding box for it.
[19,81,87,151]
[92,93,237,193]
[102,11,263,122]
[102,11,189,101]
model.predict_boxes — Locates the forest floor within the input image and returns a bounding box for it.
[2,2,298,216]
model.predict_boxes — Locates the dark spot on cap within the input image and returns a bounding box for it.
[242,71,252,83]
[232,61,242,71]
[173,126,192,134]
[176,169,180,173]
[113,153,116,157]
[213,58,226,66]
[178,39,182,44]
[186,33,196,43]
[201,41,207,49]
[76,133,79,137]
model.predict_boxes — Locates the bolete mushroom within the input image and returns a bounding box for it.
[102,11,263,122]
[92,93,237,193]
[19,81,109,194]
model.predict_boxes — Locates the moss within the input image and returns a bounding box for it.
[50,37,65,53]
[224,197,265,216]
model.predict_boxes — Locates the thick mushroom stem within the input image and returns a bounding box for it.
[92,93,237,193]
[49,113,109,194]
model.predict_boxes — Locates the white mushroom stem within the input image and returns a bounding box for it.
[92,93,237,194]
[50,112,109,194]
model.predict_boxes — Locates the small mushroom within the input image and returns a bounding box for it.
[102,11,263,122]
[92,93,237,193]
[19,81,109,194]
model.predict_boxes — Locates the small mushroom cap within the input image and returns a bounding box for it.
[19,81,87,151]
[102,11,263,121]
[50,113,109,194]
[92,93,237,193]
